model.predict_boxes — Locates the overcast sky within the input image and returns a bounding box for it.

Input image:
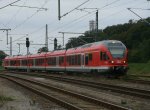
[0,0,149,55]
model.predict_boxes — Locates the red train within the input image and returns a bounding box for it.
[3,40,128,76]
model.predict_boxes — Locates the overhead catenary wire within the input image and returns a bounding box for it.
[72,9,126,32]
[47,0,133,46]
[59,0,90,20]
[10,4,48,11]
[50,0,121,34]
[11,0,122,45]
[11,25,45,43]
[3,0,148,55]
[127,8,150,25]
[12,0,49,31]
[3,0,28,28]
[0,0,22,10]
[10,0,126,48]
[54,0,148,34]
[129,7,150,10]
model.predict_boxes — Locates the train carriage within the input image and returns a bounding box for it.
[29,53,47,71]
[46,50,66,72]
[66,40,128,75]
[4,56,19,70]
[3,40,128,76]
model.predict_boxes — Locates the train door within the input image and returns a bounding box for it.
[100,51,109,65]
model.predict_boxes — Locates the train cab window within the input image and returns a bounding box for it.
[100,52,109,61]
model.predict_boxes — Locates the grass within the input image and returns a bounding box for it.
[0,95,14,103]
[0,66,4,72]
[127,62,150,76]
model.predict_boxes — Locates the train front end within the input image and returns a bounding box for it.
[105,40,128,76]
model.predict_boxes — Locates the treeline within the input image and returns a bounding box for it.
[0,51,7,65]
[66,17,150,63]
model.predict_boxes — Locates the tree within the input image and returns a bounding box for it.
[65,17,150,63]
[37,47,48,53]
[0,50,7,65]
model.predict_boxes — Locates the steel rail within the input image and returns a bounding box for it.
[0,74,130,110]
[124,78,150,85]
[0,75,82,110]
[44,75,150,99]
[5,71,150,85]
[8,72,150,99]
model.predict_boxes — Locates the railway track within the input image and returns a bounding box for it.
[3,70,150,85]
[0,73,130,110]
[6,71,150,100]
[125,75,150,84]
[123,78,150,85]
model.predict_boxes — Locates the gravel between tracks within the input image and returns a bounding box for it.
[52,74,150,91]
[7,73,150,110]
[0,77,66,110]
[16,78,107,110]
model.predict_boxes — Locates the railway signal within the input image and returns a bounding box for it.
[26,38,30,47]
[26,37,30,73]
[54,38,57,50]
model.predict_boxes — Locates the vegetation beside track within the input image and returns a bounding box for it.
[0,95,14,103]
[0,66,4,72]
[127,62,150,76]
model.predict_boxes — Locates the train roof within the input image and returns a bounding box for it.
[4,40,126,60]
[29,52,46,58]
[4,55,20,60]
[46,50,66,56]
[66,40,125,54]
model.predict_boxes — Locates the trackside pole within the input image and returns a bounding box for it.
[27,47,30,73]
[26,38,30,73]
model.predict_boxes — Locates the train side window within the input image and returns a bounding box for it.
[72,56,74,65]
[35,59,37,65]
[77,55,81,65]
[67,56,69,64]
[73,55,75,65]
[59,56,64,65]
[54,57,56,65]
[75,55,77,65]
[85,54,89,65]
[68,56,71,65]
[82,55,84,65]
[89,53,92,61]
[22,60,27,66]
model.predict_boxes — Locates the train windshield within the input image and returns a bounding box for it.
[108,43,125,58]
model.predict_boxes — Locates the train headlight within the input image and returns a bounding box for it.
[111,61,114,63]
[124,61,126,63]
